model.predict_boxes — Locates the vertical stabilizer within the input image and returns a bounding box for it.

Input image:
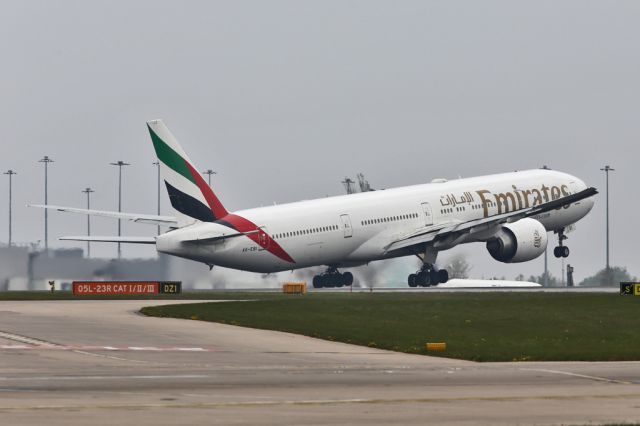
[146,119,228,226]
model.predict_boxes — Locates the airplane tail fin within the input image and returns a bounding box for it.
[146,120,228,226]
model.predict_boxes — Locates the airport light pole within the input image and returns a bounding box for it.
[544,246,548,287]
[110,161,130,259]
[4,170,16,246]
[600,165,615,282]
[82,188,94,257]
[202,169,216,187]
[38,156,54,252]
[153,161,161,235]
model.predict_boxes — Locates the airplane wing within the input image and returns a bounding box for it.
[59,236,156,244]
[29,204,178,227]
[384,187,598,253]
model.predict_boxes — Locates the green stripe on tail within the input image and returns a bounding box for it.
[147,124,196,185]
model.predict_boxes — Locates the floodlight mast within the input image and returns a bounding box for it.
[110,161,130,259]
[4,170,16,246]
[202,169,217,187]
[38,156,54,252]
[81,188,94,257]
[600,165,614,281]
[153,161,161,235]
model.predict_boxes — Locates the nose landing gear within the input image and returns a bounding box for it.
[553,229,570,258]
[312,268,354,288]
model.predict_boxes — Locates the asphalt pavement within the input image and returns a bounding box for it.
[0,299,638,425]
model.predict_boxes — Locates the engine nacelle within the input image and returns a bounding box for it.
[486,218,548,263]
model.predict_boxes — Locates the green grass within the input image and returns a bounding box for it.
[0,290,279,301]
[141,292,640,362]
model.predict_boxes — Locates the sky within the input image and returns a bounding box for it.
[0,0,638,284]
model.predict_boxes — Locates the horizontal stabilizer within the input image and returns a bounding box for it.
[59,236,156,244]
[29,204,177,227]
[182,229,259,244]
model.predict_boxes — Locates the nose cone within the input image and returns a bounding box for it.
[572,177,596,215]
[583,194,595,213]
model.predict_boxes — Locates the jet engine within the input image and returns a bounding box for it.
[486,218,548,263]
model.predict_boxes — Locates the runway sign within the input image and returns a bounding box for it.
[620,282,640,296]
[72,281,182,295]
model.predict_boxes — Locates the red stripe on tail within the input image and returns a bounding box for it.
[184,161,228,219]
[184,160,294,263]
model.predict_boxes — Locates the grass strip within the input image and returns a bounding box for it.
[141,292,640,362]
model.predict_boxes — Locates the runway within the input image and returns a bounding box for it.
[0,300,639,425]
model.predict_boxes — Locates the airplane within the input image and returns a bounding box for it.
[32,119,598,288]
[438,279,542,289]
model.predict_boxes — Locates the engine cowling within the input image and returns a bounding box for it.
[486,218,548,263]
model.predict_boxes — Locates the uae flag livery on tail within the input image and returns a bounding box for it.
[147,120,228,225]
[146,120,295,263]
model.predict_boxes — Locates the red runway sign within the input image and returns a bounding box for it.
[72,281,181,295]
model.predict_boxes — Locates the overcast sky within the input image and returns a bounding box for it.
[1,0,638,283]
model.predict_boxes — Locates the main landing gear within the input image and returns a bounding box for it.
[312,268,354,288]
[407,247,448,288]
[553,228,570,258]
[408,265,449,287]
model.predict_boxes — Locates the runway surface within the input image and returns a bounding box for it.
[0,300,639,425]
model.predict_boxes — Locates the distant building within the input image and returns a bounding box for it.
[0,244,280,291]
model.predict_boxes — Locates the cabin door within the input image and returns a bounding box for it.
[339,214,353,238]
[257,227,270,249]
[421,202,433,226]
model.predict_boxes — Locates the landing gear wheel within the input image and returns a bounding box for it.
[313,276,322,289]
[429,270,439,286]
[408,274,417,287]
[342,272,353,286]
[416,271,429,287]
[322,275,334,288]
[554,228,570,259]
[437,269,449,284]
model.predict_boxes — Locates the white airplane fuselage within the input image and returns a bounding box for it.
[156,169,593,273]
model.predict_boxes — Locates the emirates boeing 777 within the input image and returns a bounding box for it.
[33,120,597,288]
